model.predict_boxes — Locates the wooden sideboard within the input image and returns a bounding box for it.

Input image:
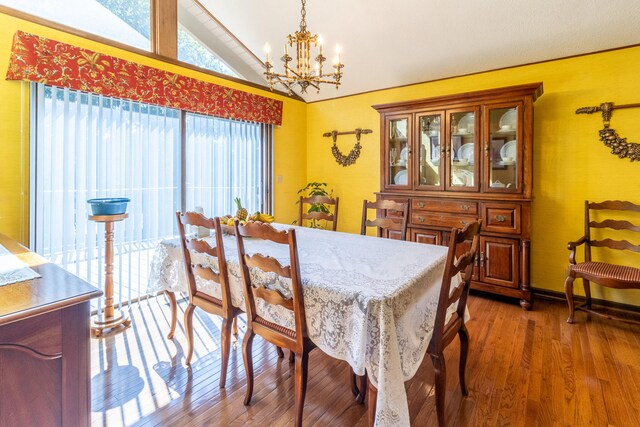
[373,83,543,309]
[0,234,102,426]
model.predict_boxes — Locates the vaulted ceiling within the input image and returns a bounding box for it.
[198,0,640,102]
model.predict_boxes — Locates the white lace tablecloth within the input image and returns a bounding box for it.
[149,224,457,426]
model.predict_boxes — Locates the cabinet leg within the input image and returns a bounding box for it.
[520,299,532,310]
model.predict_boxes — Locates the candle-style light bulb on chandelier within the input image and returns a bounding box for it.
[264,0,344,94]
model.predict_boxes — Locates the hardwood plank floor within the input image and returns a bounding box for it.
[90,293,640,426]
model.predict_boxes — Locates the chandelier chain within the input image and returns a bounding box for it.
[300,0,307,31]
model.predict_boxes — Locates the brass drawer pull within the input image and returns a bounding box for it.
[461,204,470,211]
[460,220,468,226]
[417,201,425,208]
[495,215,506,223]
[417,216,425,223]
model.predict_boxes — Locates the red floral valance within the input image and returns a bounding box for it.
[5,30,283,125]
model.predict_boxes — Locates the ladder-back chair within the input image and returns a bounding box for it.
[298,195,339,231]
[426,219,481,426]
[235,221,320,427]
[176,211,241,387]
[565,200,640,324]
[360,199,408,240]
[364,220,481,427]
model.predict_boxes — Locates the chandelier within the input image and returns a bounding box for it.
[264,0,344,94]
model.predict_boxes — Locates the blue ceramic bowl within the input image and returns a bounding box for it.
[87,198,130,215]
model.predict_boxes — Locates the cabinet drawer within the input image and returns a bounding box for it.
[411,212,477,229]
[412,199,477,214]
[0,309,62,356]
[482,203,521,234]
[411,229,442,245]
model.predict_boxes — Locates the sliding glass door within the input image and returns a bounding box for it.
[32,84,271,307]
[185,112,266,216]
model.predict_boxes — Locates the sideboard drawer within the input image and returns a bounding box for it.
[411,212,477,229]
[412,199,478,215]
[411,229,442,245]
[482,203,521,234]
[0,309,62,356]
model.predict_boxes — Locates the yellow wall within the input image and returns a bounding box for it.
[2,10,639,307]
[0,12,307,244]
[307,46,640,306]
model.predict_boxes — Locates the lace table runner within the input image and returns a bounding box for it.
[0,243,41,287]
[149,225,457,426]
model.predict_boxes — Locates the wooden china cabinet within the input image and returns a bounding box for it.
[373,83,543,309]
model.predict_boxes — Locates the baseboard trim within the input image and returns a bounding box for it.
[532,287,640,315]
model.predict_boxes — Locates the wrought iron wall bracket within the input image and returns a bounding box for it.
[322,128,373,167]
[576,102,640,162]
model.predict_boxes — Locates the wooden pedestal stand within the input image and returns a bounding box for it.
[89,213,130,338]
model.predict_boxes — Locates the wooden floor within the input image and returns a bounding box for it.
[90,293,640,426]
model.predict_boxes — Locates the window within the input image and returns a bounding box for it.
[178,26,238,77]
[1,0,151,50]
[32,84,271,307]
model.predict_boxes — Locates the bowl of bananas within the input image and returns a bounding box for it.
[219,198,274,234]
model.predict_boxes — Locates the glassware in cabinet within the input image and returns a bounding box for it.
[416,113,444,189]
[447,109,479,191]
[485,103,522,192]
[385,115,412,189]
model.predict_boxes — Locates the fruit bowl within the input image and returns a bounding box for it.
[220,223,236,235]
[87,198,130,215]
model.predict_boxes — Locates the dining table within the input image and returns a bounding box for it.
[148,224,459,426]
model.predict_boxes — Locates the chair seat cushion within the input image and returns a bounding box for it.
[570,261,640,284]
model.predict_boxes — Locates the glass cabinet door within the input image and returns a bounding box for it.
[416,112,444,190]
[485,103,522,192]
[385,115,412,189]
[446,108,479,191]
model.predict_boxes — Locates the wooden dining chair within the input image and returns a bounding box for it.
[351,198,410,403]
[360,199,408,240]
[298,195,339,231]
[234,221,319,427]
[364,220,481,426]
[176,211,242,388]
[427,219,481,426]
[565,200,640,324]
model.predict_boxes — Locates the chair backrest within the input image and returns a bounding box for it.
[584,200,640,261]
[235,221,307,345]
[176,211,232,313]
[360,199,408,240]
[298,195,339,231]
[430,220,481,352]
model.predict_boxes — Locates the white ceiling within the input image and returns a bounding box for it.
[199,0,640,102]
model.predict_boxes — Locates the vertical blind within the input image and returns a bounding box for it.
[185,112,265,216]
[32,84,270,308]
